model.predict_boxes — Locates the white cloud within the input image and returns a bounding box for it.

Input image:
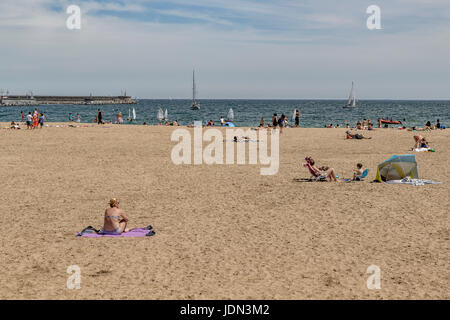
[0,0,449,99]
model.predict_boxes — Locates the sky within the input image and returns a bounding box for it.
[0,0,449,99]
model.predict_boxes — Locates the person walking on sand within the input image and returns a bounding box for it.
[76,113,81,123]
[99,198,130,235]
[26,112,32,129]
[39,113,45,128]
[21,111,24,121]
[32,112,39,129]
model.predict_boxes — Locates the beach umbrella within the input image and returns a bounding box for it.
[157,108,164,122]
[375,154,419,182]
[227,108,234,122]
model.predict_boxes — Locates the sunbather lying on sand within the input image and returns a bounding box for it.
[99,198,130,235]
[346,131,372,139]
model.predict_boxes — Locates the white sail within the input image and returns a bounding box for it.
[347,82,354,105]
[157,108,164,121]
[292,109,297,121]
[227,108,234,121]
[164,109,168,120]
[128,108,131,119]
[132,108,136,120]
[344,81,356,108]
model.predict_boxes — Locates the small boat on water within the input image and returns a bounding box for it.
[343,81,356,109]
[227,108,234,122]
[191,69,200,110]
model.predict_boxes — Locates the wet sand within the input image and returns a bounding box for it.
[0,122,448,299]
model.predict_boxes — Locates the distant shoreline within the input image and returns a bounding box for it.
[0,95,136,106]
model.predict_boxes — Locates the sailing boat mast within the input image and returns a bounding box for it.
[191,69,200,110]
[192,70,196,103]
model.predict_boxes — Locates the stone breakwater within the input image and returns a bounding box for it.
[0,95,136,106]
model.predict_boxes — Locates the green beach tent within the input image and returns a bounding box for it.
[375,154,419,182]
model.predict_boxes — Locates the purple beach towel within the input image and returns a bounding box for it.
[76,227,155,238]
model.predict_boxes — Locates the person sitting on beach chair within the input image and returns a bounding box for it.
[99,198,130,235]
[353,163,369,181]
[303,157,337,182]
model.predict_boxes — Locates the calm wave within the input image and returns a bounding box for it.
[1,99,448,128]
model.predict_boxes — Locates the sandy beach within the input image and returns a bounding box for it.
[0,123,448,299]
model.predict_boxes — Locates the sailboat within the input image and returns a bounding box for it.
[191,69,200,110]
[343,81,356,109]
[227,108,234,122]
[164,109,168,121]
[157,108,164,122]
[132,107,136,121]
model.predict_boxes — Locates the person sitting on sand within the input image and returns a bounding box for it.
[353,163,364,181]
[172,120,179,126]
[356,121,362,130]
[99,198,130,235]
[346,131,372,139]
[10,121,20,130]
[305,157,338,182]
[413,134,427,149]
[259,117,265,127]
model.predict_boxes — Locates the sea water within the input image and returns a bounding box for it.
[0,99,448,128]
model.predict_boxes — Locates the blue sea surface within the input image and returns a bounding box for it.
[0,99,448,128]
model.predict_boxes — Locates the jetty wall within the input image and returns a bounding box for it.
[0,95,136,106]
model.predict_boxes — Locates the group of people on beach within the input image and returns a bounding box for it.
[257,110,302,132]
[303,156,367,182]
[68,113,82,123]
[21,109,46,129]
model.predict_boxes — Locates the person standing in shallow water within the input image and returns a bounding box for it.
[295,109,301,127]
[97,109,103,124]
[272,113,278,128]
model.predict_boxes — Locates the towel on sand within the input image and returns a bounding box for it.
[414,148,435,152]
[386,177,443,186]
[76,226,155,238]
